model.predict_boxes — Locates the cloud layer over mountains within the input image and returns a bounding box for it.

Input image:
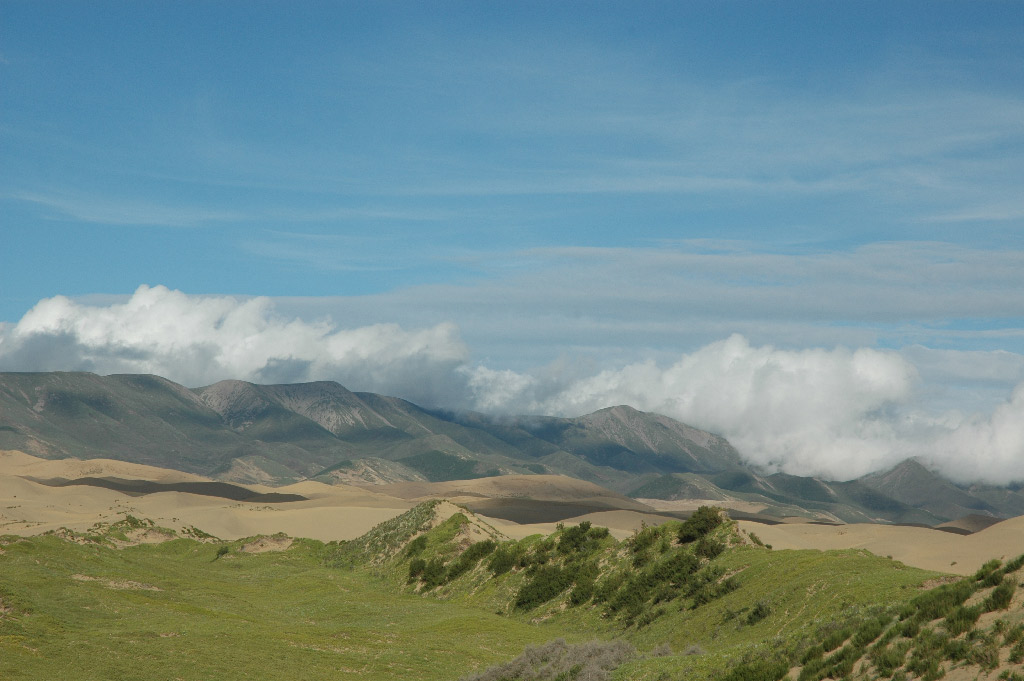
[2,285,1024,485]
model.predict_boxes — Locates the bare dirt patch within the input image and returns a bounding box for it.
[240,535,294,553]
[73,573,161,591]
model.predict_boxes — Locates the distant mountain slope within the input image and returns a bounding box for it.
[858,458,997,520]
[0,372,251,472]
[5,371,1024,526]
[507,405,745,475]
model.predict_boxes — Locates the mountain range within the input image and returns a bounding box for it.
[1,370,1022,526]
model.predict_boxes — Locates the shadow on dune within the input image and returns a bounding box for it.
[27,476,307,503]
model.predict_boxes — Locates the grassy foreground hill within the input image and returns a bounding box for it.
[9,502,1007,681]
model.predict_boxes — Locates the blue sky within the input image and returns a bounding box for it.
[3,2,1024,481]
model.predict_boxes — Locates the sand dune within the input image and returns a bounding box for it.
[0,449,207,483]
[367,474,654,510]
[5,450,1023,575]
[0,450,413,541]
[737,516,1024,576]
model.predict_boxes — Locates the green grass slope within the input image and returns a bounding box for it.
[8,498,1020,681]
[0,524,565,681]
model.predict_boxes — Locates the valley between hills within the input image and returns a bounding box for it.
[5,372,1024,680]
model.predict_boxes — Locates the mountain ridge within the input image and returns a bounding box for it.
[2,371,1023,525]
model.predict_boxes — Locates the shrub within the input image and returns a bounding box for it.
[695,537,725,560]
[405,534,428,556]
[746,600,771,625]
[984,579,1016,611]
[407,557,426,582]
[459,638,636,681]
[870,640,911,676]
[593,572,626,605]
[943,604,981,636]
[1003,554,1024,574]
[420,557,447,590]
[721,658,789,681]
[975,559,1002,582]
[678,506,723,544]
[907,579,975,622]
[1003,623,1024,647]
[557,521,592,554]
[515,565,572,610]
[487,544,520,577]
[1010,638,1024,664]
[821,627,852,652]
[446,540,497,582]
[853,615,891,647]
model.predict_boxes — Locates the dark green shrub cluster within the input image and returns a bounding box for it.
[600,552,735,624]
[515,565,573,610]
[487,542,526,577]
[1003,623,1024,647]
[902,579,975,622]
[800,613,894,681]
[942,604,981,636]
[723,657,790,681]
[446,540,497,582]
[1011,638,1024,664]
[984,579,1016,611]
[1002,554,1024,574]
[746,600,771,625]
[975,558,1002,583]
[870,639,911,676]
[821,626,853,653]
[678,506,723,544]
[557,521,608,555]
[407,557,427,583]
[695,536,725,560]
[408,539,497,590]
[906,629,948,681]
[405,534,428,556]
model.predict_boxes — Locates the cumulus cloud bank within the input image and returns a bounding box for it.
[0,285,470,407]
[2,286,1023,485]
[469,335,920,480]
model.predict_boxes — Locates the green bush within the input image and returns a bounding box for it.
[695,536,725,560]
[405,535,428,556]
[942,604,981,636]
[975,559,1002,582]
[821,627,853,652]
[446,540,497,582]
[870,640,911,676]
[420,557,447,590]
[721,658,789,681]
[557,521,592,555]
[407,557,426,583]
[515,565,572,610]
[678,506,723,544]
[984,579,1016,611]
[746,600,771,625]
[487,544,521,577]
[906,579,975,622]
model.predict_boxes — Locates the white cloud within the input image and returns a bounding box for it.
[0,285,469,406]
[5,285,1024,485]
[464,335,920,480]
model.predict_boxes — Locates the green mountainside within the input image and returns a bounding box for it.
[3,371,1024,524]
[5,504,1024,681]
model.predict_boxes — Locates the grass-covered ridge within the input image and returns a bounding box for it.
[1,503,994,681]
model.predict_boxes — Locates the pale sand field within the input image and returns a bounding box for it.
[4,450,1023,575]
[0,450,413,541]
[736,517,1024,576]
